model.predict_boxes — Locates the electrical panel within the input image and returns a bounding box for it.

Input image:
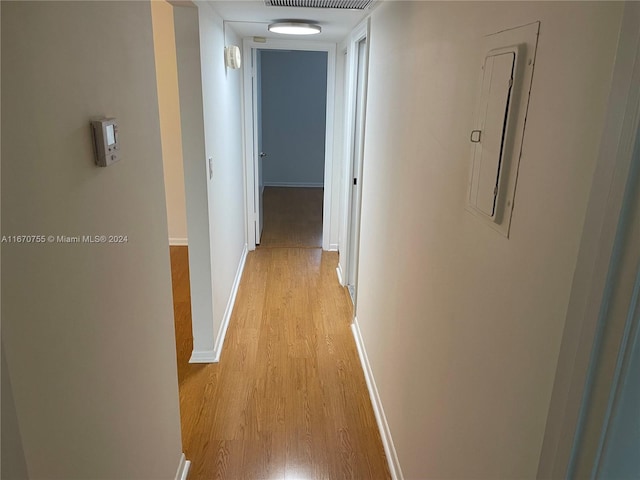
[467,22,540,237]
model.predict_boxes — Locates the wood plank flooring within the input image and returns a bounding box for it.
[169,187,390,479]
[259,187,323,248]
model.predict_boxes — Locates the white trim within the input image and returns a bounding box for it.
[242,38,336,252]
[169,237,188,246]
[189,349,216,363]
[252,46,261,245]
[188,244,247,364]
[336,264,344,285]
[263,182,324,188]
[338,19,370,296]
[175,453,191,480]
[537,4,640,478]
[328,243,339,252]
[351,318,404,480]
[322,43,337,252]
[212,244,248,362]
[242,42,257,251]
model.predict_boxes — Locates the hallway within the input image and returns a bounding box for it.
[170,188,389,479]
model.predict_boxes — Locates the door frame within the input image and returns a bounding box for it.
[536,3,640,477]
[569,124,640,478]
[242,38,337,250]
[337,20,370,306]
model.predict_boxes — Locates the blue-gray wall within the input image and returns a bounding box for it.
[259,49,327,187]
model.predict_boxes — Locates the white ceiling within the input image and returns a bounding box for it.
[207,0,375,43]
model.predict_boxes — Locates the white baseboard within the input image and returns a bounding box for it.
[169,237,188,246]
[351,318,404,480]
[263,182,323,188]
[212,244,248,362]
[189,349,216,363]
[188,245,248,364]
[336,264,345,286]
[328,243,339,252]
[175,453,191,480]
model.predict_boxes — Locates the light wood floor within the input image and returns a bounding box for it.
[169,188,389,479]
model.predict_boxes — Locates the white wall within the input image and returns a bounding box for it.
[196,1,246,359]
[152,0,189,246]
[259,50,327,187]
[167,2,245,363]
[172,4,217,362]
[354,2,623,478]
[1,1,183,478]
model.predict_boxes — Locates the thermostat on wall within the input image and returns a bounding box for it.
[90,118,120,167]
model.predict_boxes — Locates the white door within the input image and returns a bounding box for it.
[346,37,368,301]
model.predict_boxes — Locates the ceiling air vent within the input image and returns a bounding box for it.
[264,0,375,10]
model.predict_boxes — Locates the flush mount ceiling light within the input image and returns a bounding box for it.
[267,21,321,35]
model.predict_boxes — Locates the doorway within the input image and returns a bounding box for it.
[257,49,327,247]
[339,22,369,306]
[243,40,337,251]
